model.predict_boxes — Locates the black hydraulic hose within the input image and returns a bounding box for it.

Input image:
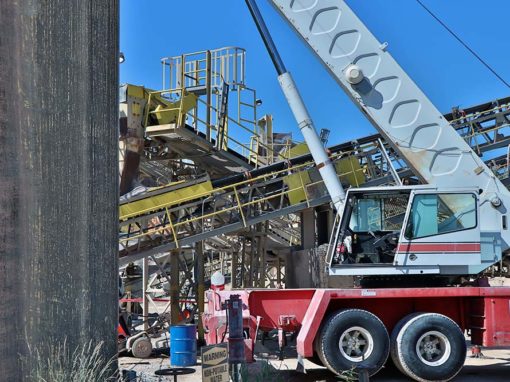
[245,0,287,76]
[211,153,308,188]
[211,133,381,188]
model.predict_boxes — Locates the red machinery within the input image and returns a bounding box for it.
[203,2,510,381]
[203,286,510,380]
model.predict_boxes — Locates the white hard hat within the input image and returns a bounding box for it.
[211,271,225,286]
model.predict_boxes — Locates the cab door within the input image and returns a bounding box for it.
[395,191,481,267]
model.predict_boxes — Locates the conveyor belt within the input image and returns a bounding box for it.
[119,97,510,266]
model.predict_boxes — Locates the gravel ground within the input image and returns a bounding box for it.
[120,279,510,381]
[119,342,510,381]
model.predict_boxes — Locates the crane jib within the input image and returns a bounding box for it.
[268,0,505,195]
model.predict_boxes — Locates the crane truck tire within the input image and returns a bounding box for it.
[390,313,423,375]
[392,313,466,382]
[316,309,389,376]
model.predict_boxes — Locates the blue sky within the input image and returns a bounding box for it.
[120,0,510,146]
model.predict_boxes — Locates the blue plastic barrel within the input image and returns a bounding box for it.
[170,324,197,366]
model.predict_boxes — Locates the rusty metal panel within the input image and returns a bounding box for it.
[0,1,119,380]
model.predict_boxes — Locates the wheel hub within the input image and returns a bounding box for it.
[416,330,451,366]
[339,326,374,362]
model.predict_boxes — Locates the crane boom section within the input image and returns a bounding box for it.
[269,0,504,194]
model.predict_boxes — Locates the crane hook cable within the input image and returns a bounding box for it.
[416,0,510,89]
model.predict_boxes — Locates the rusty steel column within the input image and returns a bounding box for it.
[170,250,180,324]
[0,1,119,380]
[195,242,205,342]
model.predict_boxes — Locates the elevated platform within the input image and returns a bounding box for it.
[146,123,253,178]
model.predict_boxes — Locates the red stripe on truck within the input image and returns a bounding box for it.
[397,242,480,253]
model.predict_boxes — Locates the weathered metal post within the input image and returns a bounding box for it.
[0,1,119,380]
[170,250,181,324]
[227,295,245,382]
[195,242,206,343]
[205,50,212,142]
[143,257,150,331]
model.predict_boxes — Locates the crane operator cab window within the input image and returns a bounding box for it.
[337,191,410,265]
[333,190,478,266]
[404,193,477,239]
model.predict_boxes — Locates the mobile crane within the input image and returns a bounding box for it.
[249,0,510,280]
[203,1,510,381]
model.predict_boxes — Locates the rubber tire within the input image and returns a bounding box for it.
[131,337,152,358]
[390,313,423,375]
[308,332,327,367]
[393,313,466,382]
[316,309,390,376]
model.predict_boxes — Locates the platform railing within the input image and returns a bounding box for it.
[156,47,275,166]
[118,139,405,262]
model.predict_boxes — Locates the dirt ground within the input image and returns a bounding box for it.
[119,341,510,381]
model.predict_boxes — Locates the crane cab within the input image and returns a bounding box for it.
[327,186,495,277]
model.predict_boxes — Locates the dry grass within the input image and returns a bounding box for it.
[25,340,118,382]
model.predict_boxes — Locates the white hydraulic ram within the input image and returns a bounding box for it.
[260,0,510,277]
[245,0,346,213]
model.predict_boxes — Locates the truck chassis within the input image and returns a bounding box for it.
[204,286,510,381]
